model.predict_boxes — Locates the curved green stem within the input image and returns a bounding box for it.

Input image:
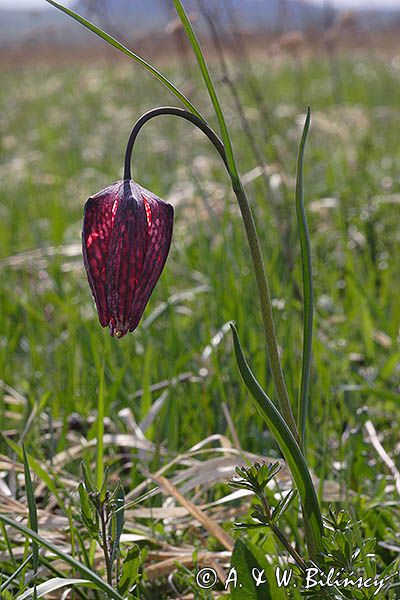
[124,107,228,180]
[124,105,299,444]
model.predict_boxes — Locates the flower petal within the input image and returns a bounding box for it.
[106,180,150,337]
[128,185,174,332]
[82,183,120,327]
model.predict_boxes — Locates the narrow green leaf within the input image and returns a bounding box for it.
[260,462,281,487]
[111,485,125,567]
[74,528,97,592]
[81,461,95,495]
[77,483,97,538]
[0,515,124,600]
[99,466,109,504]
[230,323,323,559]
[0,553,33,593]
[295,107,313,449]
[113,486,159,515]
[0,520,17,570]
[272,489,299,523]
[16,578,94,600]
[173,0,238,181]
[38,554,89,598]
[43,0,202,118]
[22,445,39,575]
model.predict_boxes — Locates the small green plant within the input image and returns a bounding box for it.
[78,464,124,586]
[1,453,126,599]
[231,462,305,571]
[78,463,146,596]
[303,508,389,599]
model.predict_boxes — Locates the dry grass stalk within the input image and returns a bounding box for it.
[150,473,234,552]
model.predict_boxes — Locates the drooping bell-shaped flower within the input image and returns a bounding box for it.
[82,179,173,338]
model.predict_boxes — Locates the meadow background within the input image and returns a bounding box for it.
[0,1,400,597]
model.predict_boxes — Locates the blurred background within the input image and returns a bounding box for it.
[1,0,400,64]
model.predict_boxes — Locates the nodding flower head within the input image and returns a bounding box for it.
[82,179,173,338]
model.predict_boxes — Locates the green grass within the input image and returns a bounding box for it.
[0,51,400,595]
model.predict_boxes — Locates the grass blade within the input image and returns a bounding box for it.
[43,0,202,118]
[113,486,159,515]
[22,445,39,586]
[0,520,17,570]
[0,515,124,600]
[16,578,94,600]
[172,0,238,179]
[295,108,313,448]
[0,553,32,593]
[38,554,90,600]
[230,323,323,559]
